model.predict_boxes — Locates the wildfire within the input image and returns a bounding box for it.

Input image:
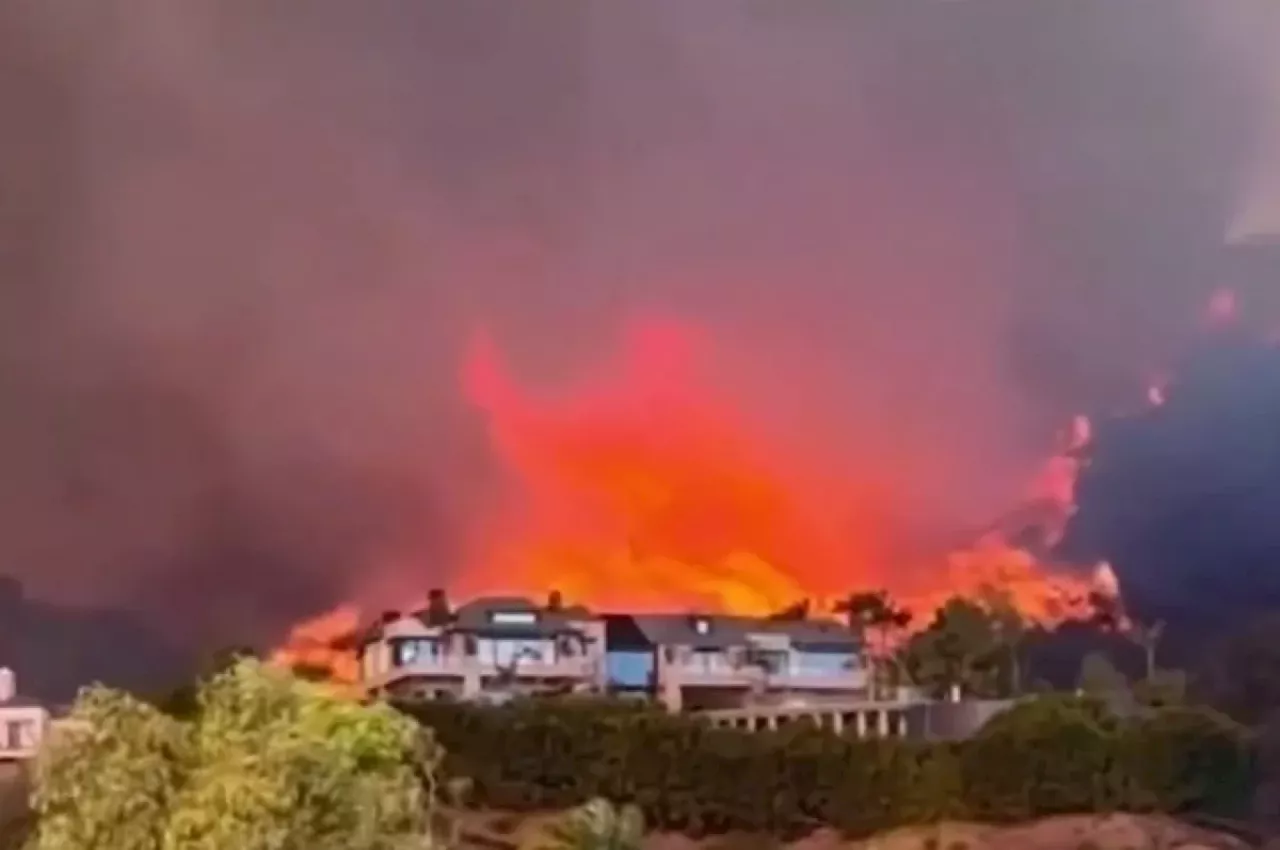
[455,319,1107,622]
[272,318,1119,679]
[268,604,362,687]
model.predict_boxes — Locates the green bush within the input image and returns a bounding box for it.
[398,695,1255,839]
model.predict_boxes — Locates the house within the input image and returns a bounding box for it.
[0,668,49,761]
[603,612,868,712]
[359,594,607,701]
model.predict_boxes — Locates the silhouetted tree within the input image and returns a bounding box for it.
[1196,613,1280,726]
[834,590,913,696]
[903,597,1003,699]
[1124,617,1165,681]
[1076,651,1128,696]
[982,588,1029,697]
[155,645,257,718]
[767,599,811,621]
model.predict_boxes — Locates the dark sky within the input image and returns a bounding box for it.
[1,0,1279,671]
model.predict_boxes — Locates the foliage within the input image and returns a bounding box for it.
[401,694,1254,839]
[833,590,913,697]
[1133,669,1187,708]
[532,798,644,850]
[1076,651,1129,696]
[903,597,1011,698]
[1196,613,1280,726]
[28,658,435,850]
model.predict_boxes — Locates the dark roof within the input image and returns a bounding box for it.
[358,596,599,644]
[609,613,859,651]
[602,615,653,650]
[451,596,594,636]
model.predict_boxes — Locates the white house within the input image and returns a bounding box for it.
[359,595,607,701]
[0,667,49,762]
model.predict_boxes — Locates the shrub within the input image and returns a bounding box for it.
[398,695,1255,839]
[30,660,435,850]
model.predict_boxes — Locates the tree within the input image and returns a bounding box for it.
[1124,617,1165,681]
[535,798,644,850]
[981,588,1028,697]
[154,645,257,718]
[768,598,811,621]
[29,658,436,850]
[902,597,1003,699]
[1197,613,1280,726]
[1076,651,1129,696]
[834,590,913,698]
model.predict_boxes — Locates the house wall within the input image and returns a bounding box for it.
[362,614,608,699]
[0,706,49,761]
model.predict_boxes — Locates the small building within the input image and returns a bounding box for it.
[359,595,607,701]
[603,612,868,713]
[0,667,49,762]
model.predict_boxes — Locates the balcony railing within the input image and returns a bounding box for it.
[369,652,600,688]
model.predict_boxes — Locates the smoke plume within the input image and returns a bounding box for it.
[0,0,1277,683]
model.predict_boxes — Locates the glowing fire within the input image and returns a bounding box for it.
[269,604,362,686]
[455,319,1105,621]
[273,318,1117,679]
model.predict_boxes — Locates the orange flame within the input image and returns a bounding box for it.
[455,319,1104,622]
[273,319,1113,677]
[268,604,362,687]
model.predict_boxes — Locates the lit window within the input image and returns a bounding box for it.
[490,610,538,625]
[693,618,711,635]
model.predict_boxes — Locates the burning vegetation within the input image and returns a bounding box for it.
[274,312,1141,682]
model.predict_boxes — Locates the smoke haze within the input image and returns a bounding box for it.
[1,0,1278,681]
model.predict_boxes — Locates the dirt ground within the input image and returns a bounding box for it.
[455,810,1260,850]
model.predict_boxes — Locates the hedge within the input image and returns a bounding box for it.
[397,695,1256,838]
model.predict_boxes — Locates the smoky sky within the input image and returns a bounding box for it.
[2,0,1279,657]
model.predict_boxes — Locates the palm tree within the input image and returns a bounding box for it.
[1125,618,1165,681]
[537,798,644,850]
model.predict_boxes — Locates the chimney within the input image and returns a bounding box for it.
[0,667,15,702]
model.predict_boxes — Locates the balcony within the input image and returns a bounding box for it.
[368,649,600,690]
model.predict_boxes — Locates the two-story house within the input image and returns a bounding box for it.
[0,667,48,762]
[359,596,607,701]
[603,613,867,712]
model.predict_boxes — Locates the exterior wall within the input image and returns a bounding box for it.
[653,642,869,712]
[0,705,49,761]
[362,614,607,700]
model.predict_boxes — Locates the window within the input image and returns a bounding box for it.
[745,649,789,674]
[477,638,554,666]
[689,649,730,672]
[489,610,538,626]
[391,639,441,667]
[4,720,30,750]
[606,650,655,690]
[692,617,711,635]
[792,650,859,676]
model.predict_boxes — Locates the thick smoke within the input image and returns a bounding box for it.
[0,1,1276,690]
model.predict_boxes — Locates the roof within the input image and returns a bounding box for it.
[451,596,593,636]
[0,694,44,710]
[604,613,859,651]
